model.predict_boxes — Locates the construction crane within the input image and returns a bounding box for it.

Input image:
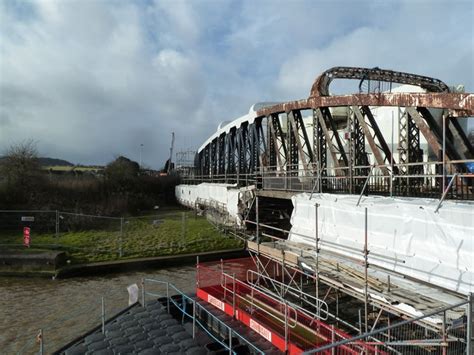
[167,132,175,174]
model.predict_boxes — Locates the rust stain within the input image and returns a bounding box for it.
[256,93,474,117]
[309,66,450,97]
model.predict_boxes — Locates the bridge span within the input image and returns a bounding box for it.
[183,66,473,199]
[176,67,474,353]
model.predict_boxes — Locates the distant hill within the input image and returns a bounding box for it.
[38,157,73,167]
[0,156,104,170]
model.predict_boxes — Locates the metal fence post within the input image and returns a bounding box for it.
[166,282,170,313]
[220,259,225,299]
[36,328,44,355]
[331,325,335,355]
[192,300,196,339]
[315,203,320,319]
[284,302,288,353]
[181,293,186,324]
[387,316,391,342]
[37,329,44,355]
[442,310,447,355]
[101,296,105,334]
[141,278,145,307]
[467,293,473,355]
[181,212,185,239]
[232,273,236,318]
[364,207,369,335]
[119,217,124,258]
[196,256,200,289]
[256,196,260,255]
[390,111,394,199]
[55,210,59,240]
[442,114,446,193]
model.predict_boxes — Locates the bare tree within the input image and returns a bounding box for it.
[1,139,40,186]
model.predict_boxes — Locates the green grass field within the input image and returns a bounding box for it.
[0,212,243,264]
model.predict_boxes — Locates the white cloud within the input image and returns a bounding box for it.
[151,0,201,46]
[0,0,472,167]
[0,0,209,167]
[275,1,473,99]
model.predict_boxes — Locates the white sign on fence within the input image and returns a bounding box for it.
[21,216,35,222]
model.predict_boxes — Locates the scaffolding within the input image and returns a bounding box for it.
[223,196,473,354]
[176,66,474,353]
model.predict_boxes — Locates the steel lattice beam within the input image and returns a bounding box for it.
[352,106,388,175]
[313,109,327,188]
[287,112,299,174]
[268,114,287,172]
[225,128,236,175]
[322,107,349,169]
[236,124,247,177]
[349,109,369,190]
[406,107,461,163]
[288,110,314,173]
[210,138,218,177]
[314,108,344,174]
[361,106,399,175]
[449,117,474,159]
[218,134,225,176]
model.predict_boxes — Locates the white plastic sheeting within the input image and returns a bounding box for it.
[289,193,474,295]
[175,183,243,225]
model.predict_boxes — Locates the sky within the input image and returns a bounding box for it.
[0,0,473,168]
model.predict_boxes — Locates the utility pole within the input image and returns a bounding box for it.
[139,143,144,169]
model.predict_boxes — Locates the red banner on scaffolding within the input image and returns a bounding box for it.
[197,257,383,355]
[23,227,31,247]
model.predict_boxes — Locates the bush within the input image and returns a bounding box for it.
[0,152,179,214]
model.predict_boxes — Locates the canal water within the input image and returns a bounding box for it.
[0,266,196,354]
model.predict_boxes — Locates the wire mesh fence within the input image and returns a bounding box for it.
[0,209,242,263]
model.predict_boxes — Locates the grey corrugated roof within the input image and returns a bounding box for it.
[61,300,206,355]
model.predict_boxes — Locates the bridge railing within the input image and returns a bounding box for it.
[179,159,473,200]
[260,159,474,200]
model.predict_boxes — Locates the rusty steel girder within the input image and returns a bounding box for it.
[256,93,474,118]
[310,66,450,97]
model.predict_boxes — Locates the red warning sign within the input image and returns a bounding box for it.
[23,227,31,247]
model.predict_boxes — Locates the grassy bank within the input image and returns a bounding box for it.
[0,211,243,264]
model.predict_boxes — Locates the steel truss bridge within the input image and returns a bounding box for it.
[177,67,474,354]
[186,67,474,200]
